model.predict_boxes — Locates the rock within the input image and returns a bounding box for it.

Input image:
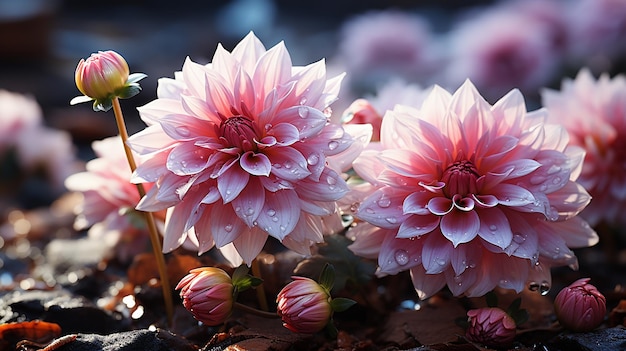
[0,289,127,334]
[48,329,195,351]
[554,326,626,351]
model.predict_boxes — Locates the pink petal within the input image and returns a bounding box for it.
[292,143,326,181]
[396,214,439,239]
[231,177,265,227]
[266,146,311,181]
[255,189,301,240]
[294,167,349,202]
[162,193,204,252]
[281,214,324,255]
[476,207,513,249]
[409,265,447,300]
[440,210,480,247]
[353,149,386,186]
[167,142,211,175]
[217,243,244,268]
[233,226,269,265]
[268,123,300,146]
[503,212,539,260]
[210,202,245,247]
[546,217,598,249]
[290,59,326,107]
[347,223,388,259]
[546,181,591,219]
[239,151,271,176]
[132,151,169,183]
[253,41,292,99]
[191,213,215,255]
[421,232,454,274]
[491,183,535,206]
[231,32,266,73]
[427,196,453,215]
[356,188,410,229]
[127,124,176,155]
[403,191,433,215]
[217,165,250,203]
[259,174,293,192]
[162,207,188,253]
[159,113,214,141]
[472,194,498,208]
[268,106,327,140]
[377,234,423,275]
[137,98,187,125]
[317,124,353,156]
[181,94,220,123]
[181,57,209,100]
[378,149,435,180]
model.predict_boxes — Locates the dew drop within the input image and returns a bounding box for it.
[552,177,562,185]
[280,225,286,232]
[489,224,497,231]
[377,196,391,208]
[394,249,409,266]
[513,233,526,244]
[245,208,255,216]
[284,161,292,169]
[365,208,375,214]
[435,258,446,266]
[539,281,550,295]
[267,209,276,217]
[328,141,339,151]
[224,224,233,232]
[299,96,308,105]
[385,216,397,224]
[307,154,319,166]
[176,126,191,137]
[272,217,279,222]
[528,281,539,292]
[264,123,272,131]
[547,165,561,175]
[298,106,309,118]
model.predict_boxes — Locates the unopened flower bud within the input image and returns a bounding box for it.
[554,278,606,332]
[176,267,234,326]
[466,307,516,348]
[276,276,333,334]
[342,98,382,141]
[71,50,146,112]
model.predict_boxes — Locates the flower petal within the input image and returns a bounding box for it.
[396,214,440,239]
[231,177,265,227]
[377,234,422,275]
[356,188,410,229]
[255,189,301,240]
[409,265,447,300]
[428,196,453,215]
[210,202,245,247]
[476,207,513,249]
[240,151,271,176]
[440,210,479,247]
[167,142,211,176]
[266,146,311,181]
[403,191,433,215]
[421,232,454,274]
[233,226,268,266]
[217,165,250,203]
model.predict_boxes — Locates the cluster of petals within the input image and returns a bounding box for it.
[64,136,160,262]
[176,267,234,326]
[348,80,598,299]
[542,69,626,227]
[276,276,332,334]
[554,278,606,332]
[127,32,354,264]
[466,307,516,348]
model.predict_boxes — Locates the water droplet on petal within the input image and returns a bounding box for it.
[267,209,276,217]
[552,177,562,184]
[264,123,272,131]
[377,196,391,208]
[385,216,397,224]
[299,96,308,105]
[245,208,255,216]
[394,249,409,266]
[298,106,309,118]
[435,257,446,266]
[328,141,339,151]
[224,224,233,232]
[365,208,375,214]
[279,225,286,232]
[539,281,550,295]
[176,126,191,137]
[307,154,319,166]
[272,217,279,222]
[528,281,539,292]
[489,224,497,231]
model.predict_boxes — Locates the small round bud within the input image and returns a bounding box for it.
[466,307,516,348]
[554,278,606,332]
[75,50,130,101]
[276,276,333,334]
[176,267,234,326]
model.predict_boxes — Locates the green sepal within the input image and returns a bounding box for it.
[329,297,356,313]
[231,265,263,296]
[485,290,498,307]
[506,297,528,326]
[324,319,338,339]
[318,263,335,292]
[116,84,142,100]
[127,73,147,84]
[93,98,113,112]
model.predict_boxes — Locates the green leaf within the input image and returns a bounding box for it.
[231,265,263,295]
[93,98,113,112]
[318,263,335,292]
[506,297,522,315]
[324,320,338,339]
[330,297,356,312]
[485,291,498,307]
[117,84,142,99]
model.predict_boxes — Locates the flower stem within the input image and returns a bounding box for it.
[112,97,174,326]
[251,258,269,311]
[234,302,280,319]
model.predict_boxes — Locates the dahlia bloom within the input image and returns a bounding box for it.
[127,32,353,264]
[348,80,598,299]
[338,10,437,87]
[466,307,516,348]
[64,136,162,262]
[554,278,606,332]
[444,8,558,100]
[276,276,332,333]
[543,69,626,227]
[0,90,42,150]
[176,267,234,326]
[71,50,146,112]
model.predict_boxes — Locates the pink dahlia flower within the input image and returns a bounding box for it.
[444,8,558,101]
[554,278,606,332]
[466,307,516,348]
[127,32,353,264]
[348,80,598,299]
[64,136,162,262]
[543,69,626,227]
[176,267,234,326]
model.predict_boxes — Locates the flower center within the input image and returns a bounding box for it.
[219,115,259,152]
[442,160,479,198]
